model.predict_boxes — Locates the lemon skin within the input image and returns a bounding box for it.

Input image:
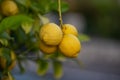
[62,24,78,36]
[59,34,81,58]
[40,23,63,46]
[1,0,19,16]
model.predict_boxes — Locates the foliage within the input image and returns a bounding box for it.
[0,0,89,80]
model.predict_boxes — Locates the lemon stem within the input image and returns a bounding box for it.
[58,0,63,28]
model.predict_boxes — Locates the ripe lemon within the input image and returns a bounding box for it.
[59,34,81,58]
[39,41,57,54]
[40,23,63,46]
[0,0,19,16]
[0,51,16,70]
[62,24,78,36]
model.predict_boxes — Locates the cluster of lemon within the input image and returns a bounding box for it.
[39,23,81,58]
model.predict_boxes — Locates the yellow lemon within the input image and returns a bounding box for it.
[62,24,78,36]
[59,34,81,58]
[0,51,16,70]
[39,41,57,54]
[1,0,19,16]
[40,23,63,46]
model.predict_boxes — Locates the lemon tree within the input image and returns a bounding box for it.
[0,0,89,80]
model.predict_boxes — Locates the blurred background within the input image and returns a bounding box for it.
[13,0,120,80]
[61,0,120,80]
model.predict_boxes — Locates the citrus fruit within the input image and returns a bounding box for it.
[39,41,57,54]
[0,51,16,70]
[59,34,81,58]
[62,24,78,36]
[0,0,19,16]
[40,23,63,46]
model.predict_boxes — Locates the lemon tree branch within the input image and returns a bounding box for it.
[58,0,63,27]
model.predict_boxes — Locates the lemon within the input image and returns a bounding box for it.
[62,24,78,36]
[1,0,19,16]
[0,51,16,70]
[40,23,63,46]
[39,41,57,54]
[59,34,81,58]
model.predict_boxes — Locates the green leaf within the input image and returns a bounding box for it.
[30,0,51,14]
[0,0,2,2]
[0,32,12,40]
[51,1,69,13]
[0,38,8,46]
[78,34,90,42]
[0,48,11,69]
[33,18,41,32]
[8,72,14,80]
[17,59,25,74]
[15,0,31,8]
[0,14,34,33]
[21,22,33,34]
[38,14,49,25]
[54,51,66,62]
[71,58,84,68]
[53,61,63,79]
[37,59,49,76]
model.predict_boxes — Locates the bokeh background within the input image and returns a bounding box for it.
[13,0,120,80]
[62,0,120,80]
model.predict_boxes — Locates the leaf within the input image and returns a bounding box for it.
[17,59,25,74]
[21,22,33,34]
[55,51,66,62]
[15,0,31,8]
[0,32,12,40]
[33,18,41,32]
[78,34,90,42]
[0,38,8,46]
[37,59,49,76]
[0,14,2,21]
[51,1,69,13]
[0,72,3,79]
[38,14,49,25]
[0,14,34,33]
[8,72,14,80]
[71,58,84,68]
[1,72,14,80]
[30,0,51,14]
[0,48,12,69]
[53,61,63,79]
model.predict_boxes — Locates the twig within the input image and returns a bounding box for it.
[58,0,63,27]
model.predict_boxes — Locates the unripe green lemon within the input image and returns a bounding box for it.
[0,51,16,70]
[1,0,19,16]
[59,34,81,58]
[62,24,78,36]
[40,23,63,46]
